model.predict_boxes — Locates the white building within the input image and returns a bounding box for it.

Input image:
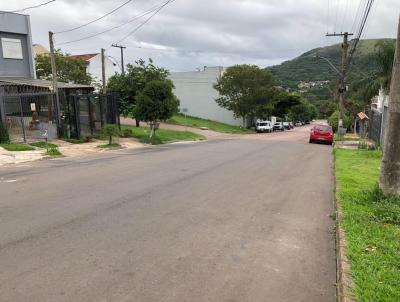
[70,53,116,86]
[169,66,242,126]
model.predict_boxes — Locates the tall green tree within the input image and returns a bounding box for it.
[135,80,179,139]
[107,59,170,126]
[272,92,302,118]
[214,65,274,127]
[35,50,92,85]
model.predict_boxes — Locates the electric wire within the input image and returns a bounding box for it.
[55,2,168,46]
[0,0,56,14]
[111,0,175,47]
[54,0,134,34]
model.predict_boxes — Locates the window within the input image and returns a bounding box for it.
[1,38,23,59]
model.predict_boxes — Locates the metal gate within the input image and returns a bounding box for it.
[1,92,58,143]
[67,93,119,139]
[369,108,382,144]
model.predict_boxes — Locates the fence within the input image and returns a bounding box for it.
[369,108,382,144]
[0,92,119,143]
[0,92,58,143]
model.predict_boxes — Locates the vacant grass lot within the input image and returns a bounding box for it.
[0,144,35,151]
[167,114,254,134]
[121,125,205,145]
[335,149,400,301]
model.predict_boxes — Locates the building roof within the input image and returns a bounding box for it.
[0,78,93,89]
[69,53,99,62]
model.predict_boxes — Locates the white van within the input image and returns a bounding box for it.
[256,120,273,133]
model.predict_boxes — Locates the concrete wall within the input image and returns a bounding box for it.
[169,67,242,126]
[0,13,35,78]
[87,54,115,86]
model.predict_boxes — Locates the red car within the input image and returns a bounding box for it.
[309,125,334,145]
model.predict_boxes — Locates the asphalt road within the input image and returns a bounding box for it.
[0,127,335,302]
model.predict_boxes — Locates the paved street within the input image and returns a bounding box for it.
[0,126,335,302]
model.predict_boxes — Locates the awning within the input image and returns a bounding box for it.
[0,77,93,89]
[357,112,369,121]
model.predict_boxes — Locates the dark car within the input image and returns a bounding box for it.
[273,122,285,131]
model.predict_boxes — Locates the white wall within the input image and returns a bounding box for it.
[87,54,115,86]
[169,66,242,126]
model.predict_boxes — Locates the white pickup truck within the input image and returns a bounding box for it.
[256,120,273,133]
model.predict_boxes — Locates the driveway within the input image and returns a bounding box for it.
[0,129,335,302]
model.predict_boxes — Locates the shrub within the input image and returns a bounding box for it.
[46,147,62,157]
[101,124,120,145]
[0,122,10,144]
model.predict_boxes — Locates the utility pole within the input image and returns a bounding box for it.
[48,31,61,133]
[101,48,106,93]
[380,17,400,194]
[326,32,353,132]
[111,44,126,75]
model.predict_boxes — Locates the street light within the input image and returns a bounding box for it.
[313,55,340,75]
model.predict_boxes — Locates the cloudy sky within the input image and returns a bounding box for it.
[3,0,399,72]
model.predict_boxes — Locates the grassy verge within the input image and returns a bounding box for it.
[121,125,205,145]
[46,147,63,157]
[167,114,254,134]
[335,148,400,301]
[97,143,122,149]
[0,143,35,151]
[30,141,58,149]
[63,138,87,144]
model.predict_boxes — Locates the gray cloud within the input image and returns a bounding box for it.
[3,0,399,72]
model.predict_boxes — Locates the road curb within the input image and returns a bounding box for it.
[333,151,356,302]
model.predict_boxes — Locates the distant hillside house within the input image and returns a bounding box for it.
[169,66,242,126]
[69,53,116,86]
[32,43,49,57]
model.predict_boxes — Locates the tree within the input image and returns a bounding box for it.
[101,124,120,145]
[290,100,318,122]
[272,92,302,118]
[107,59,170,127]
[328,110,351,132]
[35,50,92,85]
[135,80,179,139]
[380,18,400,195]
[214,65,274,127]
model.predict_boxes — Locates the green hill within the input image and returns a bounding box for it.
[267,39,394,89]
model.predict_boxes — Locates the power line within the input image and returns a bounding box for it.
[0,0,56,14]
[111,0,175,46]
[55,4,165,46]
[54,0,134,34]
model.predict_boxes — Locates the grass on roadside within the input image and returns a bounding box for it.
[0,143,35,151]
[97,143,122,149]
[121,125,205,145]
[167,114,254,134]
[335,148,400,301]
[63,138,87,144]
[45,147,63,157]
[30,141,58,149]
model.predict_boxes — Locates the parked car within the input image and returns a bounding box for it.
[289,122,294,129]
[309,125,334,145]
[282,122,291,130]
[256,120,273,133]
[295,121,302,127]
[273,122,285,131]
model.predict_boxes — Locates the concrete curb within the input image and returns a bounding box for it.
[333,150,356,302]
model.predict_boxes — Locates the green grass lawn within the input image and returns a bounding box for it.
[0,143,35,151]
[63,138,87,144]
[167,114,254,134]
[30,141,58,149]
[335,149,400,301]
[121,125,205,145]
